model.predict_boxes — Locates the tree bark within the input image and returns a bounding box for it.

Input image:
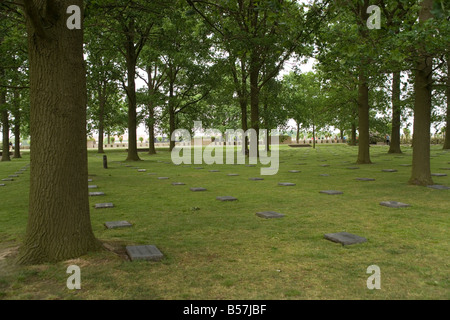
[1,105,10,162]
[443,55,450,149]
[356,70,372,164]
[18,0,100,265]
[296,122,300,144]
[169,79,176,152]
[125,19,140,161]
[409,0,434,186]
[388,71,402,153]
[146,66,156,155]
[13,90,21,158]
[249,50,260,158]
[350,122,357,146]
[97,84,105,153]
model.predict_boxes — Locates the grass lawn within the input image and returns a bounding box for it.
[0,144,449,300]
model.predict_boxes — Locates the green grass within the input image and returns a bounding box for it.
[0,145,449,300]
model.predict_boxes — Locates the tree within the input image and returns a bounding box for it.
[443,55,450,149]
[18,0,100,264]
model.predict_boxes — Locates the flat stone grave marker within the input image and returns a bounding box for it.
[105,221,133,229]
[0,184,5,187]
[382,169,397,172]
[320,190,343,195]
[356,178,375,181]
[138,169,147,172]
[431,173,447,177]
[19,168,26,171]
[288,170,300,173]
[9,175,18,178]
[125,165,133,167]
[347,167,359,170]
[209,170,220,172]
[95,203,114,209]
[427,185,450,190]
[319,174,329,177]
[89,192,105,196]
[190,187,206,192]
[399,164,411,167]
[379,201,410,208]
[227,174,239,176]
[172,182,186,186]
[318,159,327,162]
[15,172,23,174]
[324,232,367,246]
[126,245,164,262]
[320,164,330,167]
[278,182,296,186]
[1,178,13,181]
[88,179,93,182]
[88,185,98,189]
[216,196,238,201]
[157,177,169,180]
[256,211,285,219]
[249,177,264,180]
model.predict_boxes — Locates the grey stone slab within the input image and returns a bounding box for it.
[288,170,301,173]
[426,185,450,190]
[249,177,264,180]
[256,211,285,219]
[89,192,105,196]
[318,159,327,162]
[320,190,343,195]
[324,232,367,246]
[431,173,447,177]
[320,164,330,167]
[347,167,359,170]
[172,182,186,186]
[190,187,206,192]
[356,178,375,181]
[8,175,18,178]
[88,185,98,189]
[138,169,147,172]
[227,174,239,176]
[278,182,296,186]
[157,177,169,180]
[0,184,5,187]
[95,203,114,209]
[379,201,410,208]
[88,179,93,182]
[105,221,132,229]
[382,169,397,172]
[209,170,220,172]
[14,172,23,175]
[319,174,330,177]
[1,178,13,181]
[399,164,411,167]
[126,245,164,262]
[216,196,238,201]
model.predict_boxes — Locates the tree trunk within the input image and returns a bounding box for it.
[146,66,156,155]
[19,0,100,265]
[296,122,300,144]
[97,85,105,153]
[240,97,249,156]
[350,122,357,146]
[443,55,450,149]
[125,19,140,161]
[312,123,316,149]
[1,106,10,162]
[13,90,21,158]
[249,52,260,158]
[388,71,402,153]
[409,0,434,186]
[169,80,176,152]
[340,129,344,141]
[356,70,371,164]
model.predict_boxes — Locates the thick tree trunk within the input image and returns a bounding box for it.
[443,56,450,149]
[388,71,402,154]
[409,0,434,186]
[125,20,140,161]
[169,80,176,152]
[240,97,249,156]
[296,122,300,144]
[1,106,10,162]
[13,100,21,159]
[19,0,100,265]
[356,71,371,164]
